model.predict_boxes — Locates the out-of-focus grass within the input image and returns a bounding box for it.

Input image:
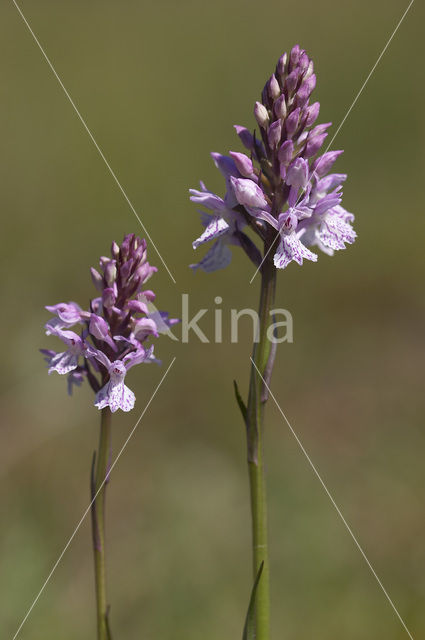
[0,0,424,638]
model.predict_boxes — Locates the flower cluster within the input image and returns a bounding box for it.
[190,45,356,272]
[41,234,177,412]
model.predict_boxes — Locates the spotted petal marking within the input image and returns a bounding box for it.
[318,210,357,251]
[192,216,230,249]
[274,233,318,269]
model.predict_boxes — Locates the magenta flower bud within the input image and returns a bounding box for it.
[230,176,268,208]
[285,107,300,137]
[305,132,328,158]
[298,52,310,74]
[276,52,288,77]
[140,289,156,302]
[286,158,309,190]
[127,299,149,314]
[104,261,117,286]
[254,101,269,129]
[278,140,294,165]
[311,150,344,178]
[111,241,120,259]
[285,70,299,95]
[119,259,133,285]
[289,44,301,67]
[229,151,254,177]
[268,74,280,100]
[133,317,158,339]
[305,102,320,127]
[90,268,103,292]
[89,314,117,351]
[274,94,287,119]
[303,74,316,94]
[310,122,332,136]
[102,287,116,309]
[304,60,314,80]
[268,120,282,149]
[134,263,157,286]
[234,125,254,151]
[296,74,316,108]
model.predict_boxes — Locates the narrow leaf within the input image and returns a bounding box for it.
[242,561,264,640]
[105,606,113,640]
[233,379,247,422]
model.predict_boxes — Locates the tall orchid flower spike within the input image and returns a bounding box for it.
[41,234,177,640]
[190,45,356,273]
[188,45,357,640]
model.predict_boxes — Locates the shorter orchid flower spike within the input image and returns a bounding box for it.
[42,234,177,412]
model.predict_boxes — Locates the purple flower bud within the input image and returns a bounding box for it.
[286,158,309,190]
[119,259,133,284]
[285,107,300,137]
[311,150,344,177]
[268,120,282,150]
[90,268,103,291]
[298,52,310,74]
[305,102,320,127]
[111,241,120,259]
[89,314,117,351]
[304,60,314,80]
[104,261,117,286]
[268,74,280,100]
[127,299,149,314]
[290,45,301,68]
[140,290,156,302]
[305,132,328,158]
[133,317,158,339]
[278,140,294,165]
[134,263,157,286]
[229,151,254,177]
[274,94,287,119]
[230,177,268,208]
[303,74,316,94]
[276,52,288,77]
[234,125,254,151]
[102,287,116,309]
[310,122,332,137]
[285,70,299,95]
[254,101,269,129]
[120,236,131,259]
[296,75,316,107]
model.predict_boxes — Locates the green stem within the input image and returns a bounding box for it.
[91,407,112,640]
[246,246,277,640]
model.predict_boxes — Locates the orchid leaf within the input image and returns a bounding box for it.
[242,561,264,640]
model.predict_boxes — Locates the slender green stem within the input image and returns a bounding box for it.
[246,245,277,640]
[91,407,112,640]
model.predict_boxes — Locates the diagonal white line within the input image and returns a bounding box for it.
[11,357,176,640]
[12,0,176,284]
[249,0,414,284]
[250,357,415,639]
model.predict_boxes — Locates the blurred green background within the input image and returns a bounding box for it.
[1,0,424,638]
